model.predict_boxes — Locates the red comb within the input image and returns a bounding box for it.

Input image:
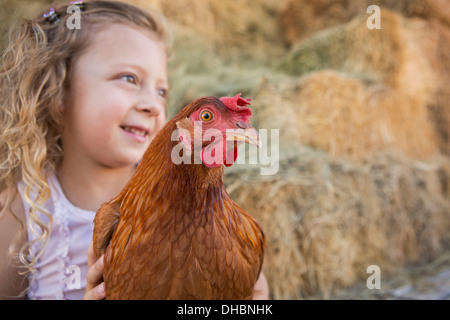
[219,93,253,122]
[219,93,252,111]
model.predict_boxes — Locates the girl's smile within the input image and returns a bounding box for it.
[120,124,152,143]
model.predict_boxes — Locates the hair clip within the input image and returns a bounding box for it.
[43,8,61,24]
[69,1,85,11]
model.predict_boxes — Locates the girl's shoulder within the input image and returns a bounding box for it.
[0,188,28,299]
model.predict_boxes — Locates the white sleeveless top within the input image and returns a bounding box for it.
[17,172,96,300]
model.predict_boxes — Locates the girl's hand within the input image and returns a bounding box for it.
[84,241,106,300]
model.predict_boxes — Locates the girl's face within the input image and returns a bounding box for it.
[62,23,168,169]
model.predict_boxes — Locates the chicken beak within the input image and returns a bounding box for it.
[225,126,262,148]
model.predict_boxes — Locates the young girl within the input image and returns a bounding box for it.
[0,0,268,300]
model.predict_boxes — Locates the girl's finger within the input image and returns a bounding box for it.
[84,282,106,300]
[86,254,104,290]
[87,241,96,268]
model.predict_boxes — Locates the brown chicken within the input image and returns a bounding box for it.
[93,94,266,299]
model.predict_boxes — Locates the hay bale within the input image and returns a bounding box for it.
[278,0,450,46]
[225,147,450,299]
[426,20,450,155]
[269,9,442,161]
[149,0,287,57]
[251,70,440,162]
[278,10,432,89]
[278,1,450,155]
[278,0,367,46]
[378,0,450,24]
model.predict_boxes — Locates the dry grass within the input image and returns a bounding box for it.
[278,10,434,89]
[278,1,450,157]
[278,0,450,46]
[330,251,450,300]
[279,0,368,45]
[226,147,450,299]
[251,69,439,162]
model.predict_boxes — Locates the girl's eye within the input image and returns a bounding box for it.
[201,110,213,122]
[121,74,137,85]
[157,88,168,98]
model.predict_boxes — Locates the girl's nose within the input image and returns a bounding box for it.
[135,94,164,116]
[136,102,162,116]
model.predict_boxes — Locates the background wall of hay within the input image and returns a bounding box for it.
[1,0,449,299]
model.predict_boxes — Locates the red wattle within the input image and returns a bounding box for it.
[224,146,238,167]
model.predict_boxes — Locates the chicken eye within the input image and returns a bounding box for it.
[201,110,213,122]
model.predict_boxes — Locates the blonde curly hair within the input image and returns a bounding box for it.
[0,0,172,295]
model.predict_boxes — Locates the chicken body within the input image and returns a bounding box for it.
[93,95,265,299]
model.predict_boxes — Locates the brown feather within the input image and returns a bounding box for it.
[92,201,120,257]
[92,96,266,300]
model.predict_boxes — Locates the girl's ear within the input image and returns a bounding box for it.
[58,102,66,112]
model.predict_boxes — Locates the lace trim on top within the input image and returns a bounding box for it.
[19,172,96,299]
